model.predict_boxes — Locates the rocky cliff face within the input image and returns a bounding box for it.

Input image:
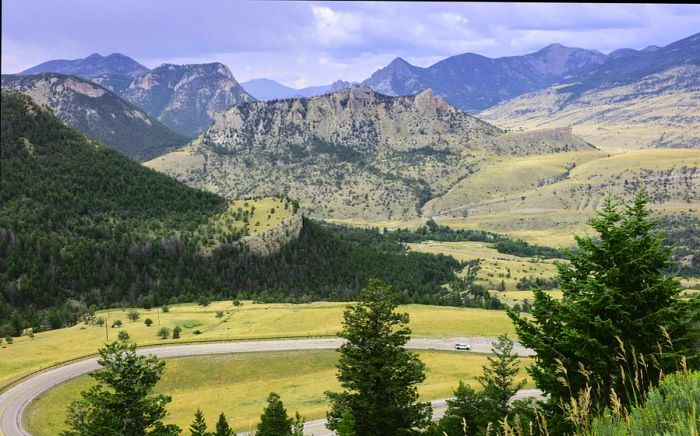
[204,86,500,154]
[239,213,304,256]
[1,73,188,161]
[122,63,255,136]
[147,86,592,220]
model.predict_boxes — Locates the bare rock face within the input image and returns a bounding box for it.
[239,213,304,256]
[148,86,594,220]
[1,73,187,161]
[122,63,256,136]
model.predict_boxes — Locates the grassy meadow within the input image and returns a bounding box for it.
[24,350,535,434]
[0,302,517,390]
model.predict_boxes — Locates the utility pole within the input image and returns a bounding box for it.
[157,307,160,326]
[105,313,109,342]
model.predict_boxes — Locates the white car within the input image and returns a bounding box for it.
[455,343,471,350]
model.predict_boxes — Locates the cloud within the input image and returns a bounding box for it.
[2,1,699,87]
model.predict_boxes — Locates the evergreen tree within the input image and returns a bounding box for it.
[62,341,180,436]
[256,392,292,436]
[428,382,486,436]
[326,279,431,435]
[508,191,700,427]
[189,408,208,436]
[477,334,526,423]
[214,412,232,436]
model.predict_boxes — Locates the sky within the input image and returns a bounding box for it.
[2,1,699,88]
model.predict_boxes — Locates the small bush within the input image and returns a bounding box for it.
[157,327,171,339]
[172,326,181,339]
[95,317,105,326]
[215,311,224,318]
[161,306,170,313]
[112,320,122,328]
[118,330,130,341]
[127,310,140,322]
[144,318,153,327]
[193,329,202,335]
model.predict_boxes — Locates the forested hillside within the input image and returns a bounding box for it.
[0,91,461,336]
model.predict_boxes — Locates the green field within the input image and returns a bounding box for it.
[0,302,516,390]
[24,350,535,434]
[407,241,562,293]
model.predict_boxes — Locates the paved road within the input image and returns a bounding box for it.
[0,337,536,436]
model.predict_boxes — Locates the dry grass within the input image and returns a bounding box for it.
[0,302,517,389]
[24,350,534,434]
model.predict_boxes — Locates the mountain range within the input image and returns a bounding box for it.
[481,33,700,150]
[19,55,255,136]
[1,73,188,161]
[241,78,357,101]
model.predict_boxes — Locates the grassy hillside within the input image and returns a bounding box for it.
[480,66,700,152]
[0,91,464,338]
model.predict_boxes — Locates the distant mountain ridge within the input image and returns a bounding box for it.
[242,78,357,101]
[20,53,149,79]
[480,33,700,150]
[1,73,188,161]
[361,44,607,112]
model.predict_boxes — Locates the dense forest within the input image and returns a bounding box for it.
[0,91,460,336]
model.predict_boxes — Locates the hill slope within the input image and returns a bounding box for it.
[1,73,189,161]
[147,86,596,220]
[480,65,700,151]
[0,91,461,335]
[121,63,256,136]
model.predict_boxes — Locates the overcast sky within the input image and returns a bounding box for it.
[3,1,699,88]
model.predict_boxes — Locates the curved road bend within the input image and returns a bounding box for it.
[0,337,538,436]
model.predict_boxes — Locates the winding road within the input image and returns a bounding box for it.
[0,337,539,436]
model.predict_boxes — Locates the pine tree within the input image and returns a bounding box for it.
[477,334,526,424]
[189,408,208,436]
[326,279,432,435]
[61,341,180,436]
[429,381,486,436]
[256,392,292,436]
[214,412,232,436]
[508,191,700,427]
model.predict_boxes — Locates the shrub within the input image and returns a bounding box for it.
[157,327,171,339]
[112,320,122,328]
[586,371,700,435]
[127,310,140,322]
[161,306,170,313]
[95,317,105,326]
[144,318,153,327]
[172,326,182,339]
[118,330,130,341]
[215,311,224,318]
